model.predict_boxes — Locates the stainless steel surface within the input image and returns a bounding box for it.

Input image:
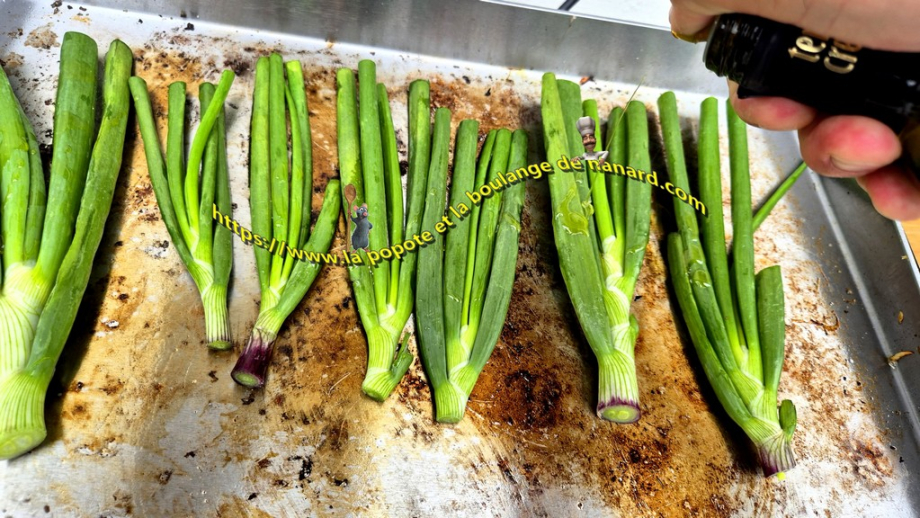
[72,0,723,94]
[0,1,919,516]
[481,0,674,31]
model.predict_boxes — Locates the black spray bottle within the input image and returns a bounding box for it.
[703,13,920,168]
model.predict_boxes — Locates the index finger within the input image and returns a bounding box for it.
[669,2,717,41]
[669,0,808,41]
[669,0,774,41]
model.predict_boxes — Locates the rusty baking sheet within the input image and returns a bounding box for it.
[1,1,919,517]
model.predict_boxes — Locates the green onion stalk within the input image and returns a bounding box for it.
[414,113,529,423]
[540,73,652,423]
[231,54,341,388]
[0,35,133,459]
[334,61,421,401]
[660,92,802,477]
[129,69,236,350]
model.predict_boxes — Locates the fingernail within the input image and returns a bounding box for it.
[671,28,710,43]
[830,156,873,173]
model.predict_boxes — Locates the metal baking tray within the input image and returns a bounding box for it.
[1,1,919,516]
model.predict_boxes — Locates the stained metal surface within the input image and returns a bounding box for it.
[0,1,918,517]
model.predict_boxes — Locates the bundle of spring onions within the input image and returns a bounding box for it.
[415,112,529,423]
[335,61,418,400]
[660,92,802,477]
[231,54,341,388]
[540,73,652,423]
[129,70,236,350]
[0,34,132,460]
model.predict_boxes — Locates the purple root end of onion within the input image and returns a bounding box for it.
[757,442,796,477]
[231,333,274,388]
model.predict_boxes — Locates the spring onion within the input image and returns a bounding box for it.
[753,161,808,232]
[414,109,529,422]
[0,35,133,459]
[334,62,420,401]
[231,55,341,388]
[540,73,652,423]
[660,92,799,477]
[129,69,236,351]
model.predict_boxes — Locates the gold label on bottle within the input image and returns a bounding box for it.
[788,31,861,73]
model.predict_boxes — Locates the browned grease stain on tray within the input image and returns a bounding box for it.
[462,204,758,516]
[22,30,897,518]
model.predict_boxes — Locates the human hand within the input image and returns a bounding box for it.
[669,0,920,220]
